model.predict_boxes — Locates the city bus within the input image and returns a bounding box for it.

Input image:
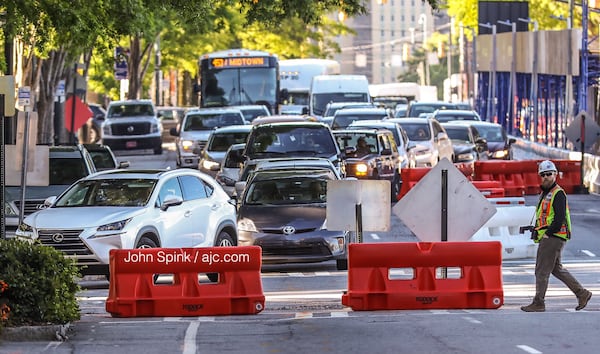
[279,58,341,114]
[198,49,280,114]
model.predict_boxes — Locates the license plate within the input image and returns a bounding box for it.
[126,141,137,148]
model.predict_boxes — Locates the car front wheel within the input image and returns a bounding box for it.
[136,236,158,248]
[207,231,236,282]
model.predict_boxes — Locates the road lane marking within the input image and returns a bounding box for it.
[516,345,542,354]
[183,321,200,354]
[462,316,482,324]
[370,233,380,240]
[331,311,349,317]
[581,249,596,257]
[295,312,313,319]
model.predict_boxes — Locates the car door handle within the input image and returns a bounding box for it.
[211,204,219,211]
[184,210,192,217]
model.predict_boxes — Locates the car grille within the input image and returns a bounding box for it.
[110,122,152,136]
[14,200,47,216]
[37,229,94,256]
[193,140,207,152]
[260,227,316,234]
[261,242,331,257]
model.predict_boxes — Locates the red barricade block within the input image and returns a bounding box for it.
[554,160,582,194]
[341,242,504,311]
[473,160,527,196]
[471,180,505,198]
[105,246,265,317]
[398,167,431,200]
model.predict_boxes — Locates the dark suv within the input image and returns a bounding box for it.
[4,145,97,237]
[332,128,402,200]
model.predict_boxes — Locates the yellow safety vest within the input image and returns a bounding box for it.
[535,185,571,242]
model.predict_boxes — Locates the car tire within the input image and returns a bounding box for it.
[136,236,158,248]
[391,171,401,202]
[207,231,236,282]
[336,259,348,271]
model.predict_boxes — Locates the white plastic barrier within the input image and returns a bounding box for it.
[470,205,538,260]
[487,197,526,206]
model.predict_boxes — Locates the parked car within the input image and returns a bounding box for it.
[389,117,454,167]
[198,125,252,177]
[331,107,391,130]
[332,129,402,200]
[84,143,130,171]
[215,143,247,197]
[229,105,271,122]
[15,169,238,277]
[431,109,481,123]
[170,107,246,168]
[456,121,516,160]
[405,101,459,118]
[4,145,97,238]
[242,121,344,178]
[348,120,417,168]
[156,106,187,143]
[441,122,489,166]
[101,100,163,155]
[237,168,352,270]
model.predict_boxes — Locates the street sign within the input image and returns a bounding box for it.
[114,46,129,80]
[393,158,497,242]
[55,80,66,97]
[18,86,31,107]
[565,111,600,151]
[64,96,93,132]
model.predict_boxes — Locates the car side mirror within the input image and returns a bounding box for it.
[160,195,183,211]
[118,161,130,169]
[301,106,309,115]
[508,137,517,145]
[44,196,57,207]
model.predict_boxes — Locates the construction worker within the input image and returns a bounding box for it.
[521,160,592,312]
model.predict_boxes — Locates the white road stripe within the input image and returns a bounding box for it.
[370,233,380,240]
[462,316,482,324]
[516,344,542,354]
[182,321,200,354]
[331,311,349,318]
[581,249,596,257]
[295,312,313,319]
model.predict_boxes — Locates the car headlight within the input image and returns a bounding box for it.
[96,218,131,232]
[327,237,345,253]
[15,222,34,238]
[103,125,111,135]
[202,159,220,170]
[4,202,17,216]
[151,122,160,133]
[355,163,368,176]
[238,218,258,232]
[492,150,508,159]
[180,140,194,152]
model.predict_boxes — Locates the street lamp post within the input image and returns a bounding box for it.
[154,36,161,106]
[460,23,477,108]
[419,14,430,86]
[479,22,497,121]
[518,17,539,142]
[498,20,517,135]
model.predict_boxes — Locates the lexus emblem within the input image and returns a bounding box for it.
[51,233,65,243]
[282,226,296,235]
[127,125,135,133]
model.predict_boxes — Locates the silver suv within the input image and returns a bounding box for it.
[102,100,163,155]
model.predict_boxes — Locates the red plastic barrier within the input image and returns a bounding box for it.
[473,160,527,196]
[554,160,582,194]
[471,180,505,198]
[106,246,265,317]
[341,242,504,310]
[398,167,431,200]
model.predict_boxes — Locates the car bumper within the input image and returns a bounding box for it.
[238,230,348,264]
[102,136,162,151]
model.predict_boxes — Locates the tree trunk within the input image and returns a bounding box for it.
[127,34,157,100]
[37,50,68,145]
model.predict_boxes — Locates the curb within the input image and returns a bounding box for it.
[0,323,71,342]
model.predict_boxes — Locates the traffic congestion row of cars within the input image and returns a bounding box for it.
[10,98,517,278]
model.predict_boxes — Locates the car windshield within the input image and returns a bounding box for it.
[332,113,387,129]
[444,127,472,143]
[208,132,250,151]
[107,104,154,118]
[54,179,157,207]
[435,114,478,123]
[400,123,431,141]
[476,125,506,142]
[245,177,328,205]
[183,113,245,131]
[240,108,268,122]
[312,93,369,115]
[246,125,336,158]
[334,133,378,154]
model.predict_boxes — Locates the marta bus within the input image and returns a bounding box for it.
[198,49,281,114]
[279,58,341,114]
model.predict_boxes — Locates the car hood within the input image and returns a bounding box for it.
[180,130,212,141]
[239,204,325,230]
[25,206,145,228]
[451,142,475,153]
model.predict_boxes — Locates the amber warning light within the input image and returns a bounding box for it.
[210,57,268,69]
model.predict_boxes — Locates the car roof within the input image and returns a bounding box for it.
[108,99,153,106]
[433,109,479,115]
[332,128,385,136]
[186,107,243,115]
[251,120,327,128]
[251,115,318,125]
[87,168,209,180]
[228,105,269,110]
[82,143,112,152]
[388,117,433,124]
[334,107,388,115]
[451,120,502,127]
[349,120,399,129]
[249,168,338,183]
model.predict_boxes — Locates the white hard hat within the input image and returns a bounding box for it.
[538,160,557,174]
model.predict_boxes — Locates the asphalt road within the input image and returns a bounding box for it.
[2,144,599,354]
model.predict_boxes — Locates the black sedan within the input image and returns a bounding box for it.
[441,122,489,166]
[237,169,351,270]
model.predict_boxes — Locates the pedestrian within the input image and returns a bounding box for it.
[521,160,592,312]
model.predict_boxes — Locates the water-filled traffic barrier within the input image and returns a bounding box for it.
[471,180,505,197]
[473,160,526,196]
[105,247,265,317]
[341,242,503,310]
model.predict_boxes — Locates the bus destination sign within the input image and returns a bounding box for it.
[210,57,269,69]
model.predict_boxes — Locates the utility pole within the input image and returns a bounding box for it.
[154,35,161,106]
[498,20,517,134]
[518,18,539,142]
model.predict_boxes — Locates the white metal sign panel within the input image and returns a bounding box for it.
[326,179,391,232]
[393,158,497,242]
